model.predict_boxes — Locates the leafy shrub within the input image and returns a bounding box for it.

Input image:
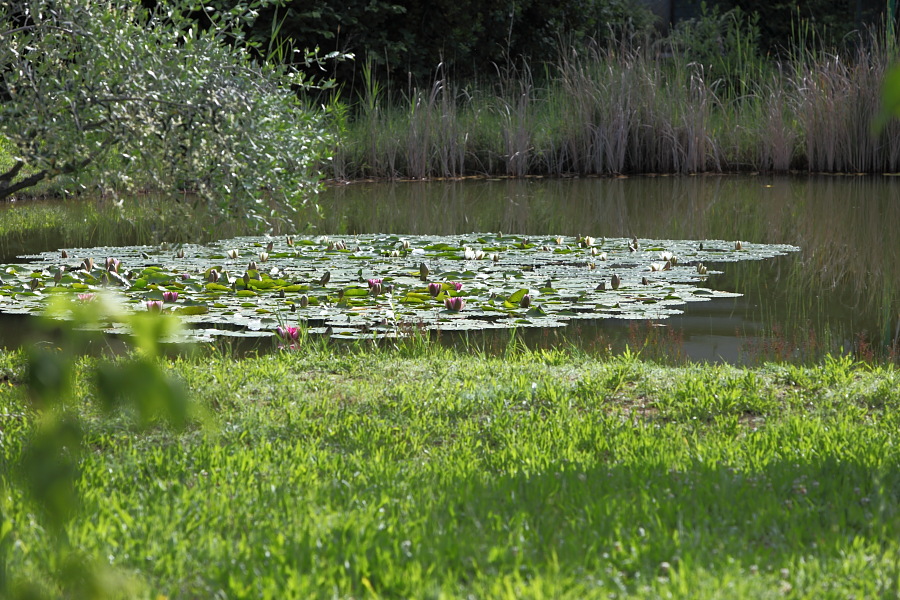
[0,0,332,229]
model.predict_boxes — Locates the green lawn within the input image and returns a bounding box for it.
[2,341,900,599]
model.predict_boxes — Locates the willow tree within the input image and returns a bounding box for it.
[0,0,334,228]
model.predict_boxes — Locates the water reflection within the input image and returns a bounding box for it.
[319,175,900,362]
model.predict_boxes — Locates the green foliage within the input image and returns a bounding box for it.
[667,2,762,99]
[0,0,332,229]
[729,0,890,55]
[4,293,200,598]
[247,0,655,93]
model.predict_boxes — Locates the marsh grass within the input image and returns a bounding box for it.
[3,340,900,598]
[331,26,900,180]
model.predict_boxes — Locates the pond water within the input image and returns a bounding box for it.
[2,175,899,363]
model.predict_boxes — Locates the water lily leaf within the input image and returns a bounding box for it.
[507,289,529,304]
[526,306,547,317]
[174,305,209,316]
[343,288,369,297]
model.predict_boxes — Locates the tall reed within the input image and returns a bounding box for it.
[329,26,900,180]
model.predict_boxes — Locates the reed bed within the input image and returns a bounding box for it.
[329,28,900,180]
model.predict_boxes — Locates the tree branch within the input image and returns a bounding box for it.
[0,169,48,201]
[0,160,25,184]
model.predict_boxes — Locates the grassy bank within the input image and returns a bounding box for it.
[3,340,900,598]
[328,26,900,180]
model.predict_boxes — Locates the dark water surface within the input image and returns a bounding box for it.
[314,175,899,362]
[2,175,898,363]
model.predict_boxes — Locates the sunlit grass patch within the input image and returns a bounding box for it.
[2,342,900,598]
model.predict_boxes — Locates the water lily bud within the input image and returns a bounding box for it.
[227,249,239,259]
[243,272,250,288]
[286,236,294,247]
[370,282,382,296]
[520,294,532,308]
[319,271,330,286]
[596,282,607,291]
[248,261,258,272]
[299,294,309,308]
[611,273,621,290]
[444,297,465,311]
[266,241,274,253]
[82,257,94,272]
[734,241,743,250]
[402,239,410,250]
[642,277,649,285]
[176,248,185,259]
[491,253,500,262]
[428,282,442,296]
[554,236,564,245]
[60,250,68,258]
[697,263,708,275]
[419,262,429,281]
[162,291,179,302]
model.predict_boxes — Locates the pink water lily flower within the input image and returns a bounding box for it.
[276,326,301,349]
[367,278,383,295]
[162,291,179,303]
[277,325,300,341]
[77,293,96,302]
[444,297,465,311]
[146,300,163,313]
[448,281,463,291]
[428,282,443,297]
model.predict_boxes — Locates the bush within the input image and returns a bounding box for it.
[0,0,332,229]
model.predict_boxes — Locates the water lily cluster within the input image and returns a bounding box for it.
[0,233,798,341]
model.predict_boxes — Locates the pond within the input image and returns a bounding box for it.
[1,175,898,363]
